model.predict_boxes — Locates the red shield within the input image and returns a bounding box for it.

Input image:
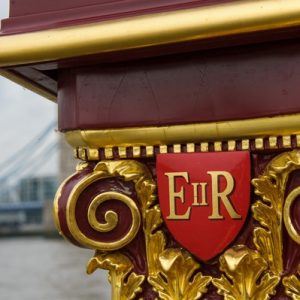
[157,151,250,261]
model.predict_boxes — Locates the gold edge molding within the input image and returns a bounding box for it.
[1,0,300,67]
[65,113,300,150]
[74,135,299,160]
[0,70,56,102]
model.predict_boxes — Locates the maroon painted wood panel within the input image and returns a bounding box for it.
[1,0,232,34]
[58,40,300,131]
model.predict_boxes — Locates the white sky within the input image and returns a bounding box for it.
[0,0,58,179]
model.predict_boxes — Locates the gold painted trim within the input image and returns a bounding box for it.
[66,113,300,149]
[0,70,56,102]
[74,135,300,160]
[1,0,300,67]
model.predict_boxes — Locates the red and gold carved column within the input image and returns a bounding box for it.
[53,127,300,299]
[1,1,300,299]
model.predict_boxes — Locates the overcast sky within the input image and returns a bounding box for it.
[0,0,58,179]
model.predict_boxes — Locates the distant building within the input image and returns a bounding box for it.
[19,176,58,224]
[19,176,58,202]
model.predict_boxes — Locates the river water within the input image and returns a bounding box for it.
[0,237,111,300]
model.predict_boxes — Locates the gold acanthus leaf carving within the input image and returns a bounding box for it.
[68,160,156,299]
[251,175,283,275]
[87,252,145,300]
[283,267,300,300]
[213,245,280,300]
[148,248,211,300]
[139,166,211,299]
[144,205,166,276]
[252,150,300,276]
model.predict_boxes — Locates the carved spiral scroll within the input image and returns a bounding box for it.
[66,173,140,251]
[54,160,155,252]
[284,187,300,245]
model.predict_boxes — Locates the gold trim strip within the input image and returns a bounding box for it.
[1,0,300,67]
[77,134,300,160]
[66,114,300,148]
[0,70,56,102]
[269,136,278,149]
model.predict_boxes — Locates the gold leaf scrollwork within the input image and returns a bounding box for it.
[59,151,300,299]
[148,248,211,300]
[213,245,280,300]
[283,269,300,300]
[87,252,145,300]
[252,150,300,276]
[213,150,300,299]
[252,175,284,275]
[61,160,156,299]
[66,160,155,251]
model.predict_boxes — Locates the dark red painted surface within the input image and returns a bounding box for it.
[157,152,250,261]
[2,0,232,35]
[58,41,300,131]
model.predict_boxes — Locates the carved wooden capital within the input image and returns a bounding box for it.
[53,151,300,299]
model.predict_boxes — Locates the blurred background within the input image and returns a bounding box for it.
[0,1,110,299]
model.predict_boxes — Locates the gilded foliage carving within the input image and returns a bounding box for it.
[148,248,211,300]
[56,151,300,299]
[252,174,283,275]
[141,166,212,299]
[58,160,156,299]
[87,252,145,300]
[283,270,300,300]
[213,245,279,300]
[213,150,300,299]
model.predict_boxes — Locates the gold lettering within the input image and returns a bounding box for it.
[208,171,241,220]
[165,172,191,220]
[192,183,200,206]
[192,182,208,206]
[200,182,208,206]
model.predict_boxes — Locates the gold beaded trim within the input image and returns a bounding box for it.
[74,135,300,161]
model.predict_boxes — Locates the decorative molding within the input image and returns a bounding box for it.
[54,151,300,299]
[213,150,300,299]
[73,135,300,161]
[1,0,300,68]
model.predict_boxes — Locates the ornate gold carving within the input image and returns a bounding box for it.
[87,192,140,233]
[56,152,300,299]
[66,160,153,251]
[213,245,280,300]
[148,248,211,300]
[284,187,300,245]
[139,164,212,299]
[283,270,300,300]
[252,150,300,275]
[87,252,145,300]
[213,150,300,299]
[54,160,156,298]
